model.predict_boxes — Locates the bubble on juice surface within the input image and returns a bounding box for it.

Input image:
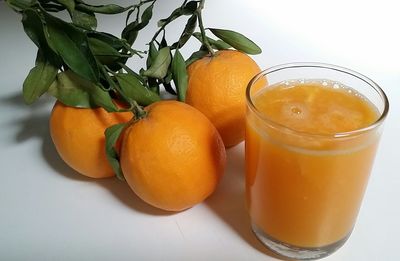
[282,102,309,122]
[291,107,302,115]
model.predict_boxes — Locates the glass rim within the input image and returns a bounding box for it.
[246,62,389,138]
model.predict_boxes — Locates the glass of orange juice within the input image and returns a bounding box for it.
[245,63,389,260]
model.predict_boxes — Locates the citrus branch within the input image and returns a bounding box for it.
[196,0,214,55]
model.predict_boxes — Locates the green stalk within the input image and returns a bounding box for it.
[196,0,214,55]
[131,100,147,120]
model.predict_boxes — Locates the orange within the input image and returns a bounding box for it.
[49,101,133,178]
[185,50,265,147]
[120,100,226,211]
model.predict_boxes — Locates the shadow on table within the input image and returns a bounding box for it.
[41,126,170,216]
[206,145,289,260]
[4,91,170,216]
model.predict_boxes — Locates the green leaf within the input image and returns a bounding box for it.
[142,47,171,79]
[209,28,262,55]
[145,43,160,94]
[54,0,75,13]
[115,73,160,106]
[138,3,154,30]
[157,1,196,28]
[192,32,231,50]
[157,7,180,28]
[105,123,129,181]
[23,50,58,104]
[43,12,100,82]
[121,21,139,45]
[22,8,62,65]
[182,1,198,14]
[6,0,37,11]
[48,70,117,111]
[22,8,45,48]
[146,41,158,68]
[22,9,64,68]
[185,50,208,66]
[71,9,97,30]
[88,37,123,65]
[122,4,154,45]
[87,31,124,50]
[88,38,122,57]
[160,33,168,48]
[172,49,188,102]
[21,9,62,100]
[40,3,66,12]
[172,14,197,49]
[125,8,135,25]
[76,3,130,14]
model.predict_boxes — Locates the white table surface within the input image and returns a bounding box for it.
[1,1,399,260]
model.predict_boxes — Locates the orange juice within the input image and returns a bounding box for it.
[246,80,381,248]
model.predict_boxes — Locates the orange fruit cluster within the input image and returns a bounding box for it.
[49,50,261,211]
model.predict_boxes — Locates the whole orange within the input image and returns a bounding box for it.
[120,100,226,211]
[185,50,265,147]
[49,101,133,178]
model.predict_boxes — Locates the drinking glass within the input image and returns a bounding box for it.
[245,63,389,260]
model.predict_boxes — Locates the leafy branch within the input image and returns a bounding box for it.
[6,0,261,108]
[6,0,262,179]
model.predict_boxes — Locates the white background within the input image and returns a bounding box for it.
[0,0,399,260]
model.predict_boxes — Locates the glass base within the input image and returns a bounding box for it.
[251,223,351,260]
